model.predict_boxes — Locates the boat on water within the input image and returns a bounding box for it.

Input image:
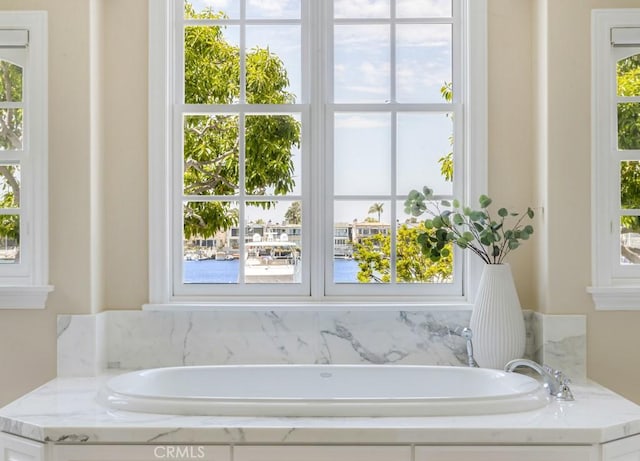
[245,233,300,283]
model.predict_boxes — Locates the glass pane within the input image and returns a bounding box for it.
[0,60,23,102]
[246,26,301,103]
[245,201,301,284]
[0,214,19,264]
[617,54,640,97]
[247,0,300,19]
[334,113,391,195]
[334,25,390,103]
[396,201,453,283]
[245,114,302,195]
[397,0,452,18]
[334,200,390,284]
[621,161,640,209]
[0,165,20,208]
[184,26,240,105]
[618,103,640,150]
[334,0,389,18]
[397,24,452,103]
[0,109,22,151]
[183,201,239,283]
[185,0,239,19]
[621,216,640,265]
[397,112,453,195]
[184,114,240,196]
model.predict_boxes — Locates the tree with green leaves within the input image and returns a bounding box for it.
[352,81,456,284]
[284,201,302,225]
[0,59,21,251]
[618,54,640,262]
[183,2,301,239]
[353,222,453,283]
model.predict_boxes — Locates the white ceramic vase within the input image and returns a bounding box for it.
[469,263,526,369]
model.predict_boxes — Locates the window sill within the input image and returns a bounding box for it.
[587,286,640,310]
[0,285,54,309]
[143,300,474,312]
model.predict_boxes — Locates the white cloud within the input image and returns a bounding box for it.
[203,0,230,8]
[334,0,389,18]
[396,24,451,48]
[397,0,451,18]
[333,0,452,19]
[247,0,299,18]
[397,59,450,102]
[335,114,389,129]
[335,59,390,101]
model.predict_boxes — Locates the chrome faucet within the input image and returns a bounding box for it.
[454,327,479,367]
[504,359,574,401]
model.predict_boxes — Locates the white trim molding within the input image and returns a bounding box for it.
[590,9,640,310]
[148,0,487,308]
[0,11,51,309]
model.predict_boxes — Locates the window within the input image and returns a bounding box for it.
[0,12,51,309]
[590,10,640,309]
[148,0,486,306]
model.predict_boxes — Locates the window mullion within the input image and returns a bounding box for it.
[159,0,482,303]
[238,1,246,286]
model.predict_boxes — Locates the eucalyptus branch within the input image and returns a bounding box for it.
[404,187,534,265]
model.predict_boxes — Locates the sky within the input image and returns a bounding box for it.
[187,0,455,226]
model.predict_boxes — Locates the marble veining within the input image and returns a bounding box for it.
[1,374,640,445]
[56,309,586,379]
[533,313,587,380]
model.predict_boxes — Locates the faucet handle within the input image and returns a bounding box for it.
[542,364,555,375]
[553,369,571,384]
[546,367,575,401]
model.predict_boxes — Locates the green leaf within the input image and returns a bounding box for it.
[524,225,534,234]
[462,231,474,241]
[498,208,508,217]
[508,239,520,250]
[492,245,500,257]
[527,207,535,219]
[479,194,492,208]
[453,213,464,225]
[436,228,449,241]
[423,186,434,198]
[441,200,451,207]
[469,211,485,222]
[452,199,460,208]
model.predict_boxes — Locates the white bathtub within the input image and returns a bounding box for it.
[98,364,549,417]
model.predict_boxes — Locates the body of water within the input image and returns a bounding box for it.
[184,258,360,284]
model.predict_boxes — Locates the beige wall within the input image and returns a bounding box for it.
[493,0,640,402]
[1,0,640,406]
[0,0,99,405]
[535,0,640,403]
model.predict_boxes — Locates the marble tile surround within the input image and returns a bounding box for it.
[57,309,586,379]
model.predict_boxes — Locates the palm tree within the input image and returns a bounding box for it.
[368,203,384,222]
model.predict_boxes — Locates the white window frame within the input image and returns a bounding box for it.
[147,0,486,308]
[590,10,640,310]
[0,11,51,309]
